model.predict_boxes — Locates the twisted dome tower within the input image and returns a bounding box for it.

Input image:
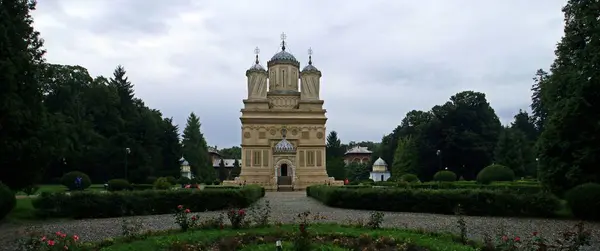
[267,33,300,94]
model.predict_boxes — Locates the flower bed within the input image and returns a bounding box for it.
[307,185,561,217]
[17,203,592,251]
[31,185,264,219]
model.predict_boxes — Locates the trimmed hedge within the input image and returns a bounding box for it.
[31,185,264,219]
[61,171,91,191]
[0,182,16,220]
[307,185,560,217]
[565,183,600,221]
[433,170,457,182]
[476,164,515,184]
[367,181,543,194]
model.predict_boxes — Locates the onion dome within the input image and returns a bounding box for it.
[301,48,321,74]
[246,47,267,76]
[179,157,189,166]
[267,33,300,68]
[373,157,387,167]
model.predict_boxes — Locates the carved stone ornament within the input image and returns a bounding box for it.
[244,132,251,138]
[316,132,324,139]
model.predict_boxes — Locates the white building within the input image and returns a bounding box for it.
[370,157,391,182]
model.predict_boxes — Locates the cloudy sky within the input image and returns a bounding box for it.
[32,0,566,148]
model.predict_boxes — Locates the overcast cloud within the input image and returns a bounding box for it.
[32,0,566,148]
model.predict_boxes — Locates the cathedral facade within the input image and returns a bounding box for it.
[229,35,342,191]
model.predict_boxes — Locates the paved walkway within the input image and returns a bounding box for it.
[2,192,599,250]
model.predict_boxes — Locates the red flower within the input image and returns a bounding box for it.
[502,235,508,241]
[177,205,183,209]
[533,231,538,236]
[41,236,47,241]
[47,240,55,246]
[514,236,521,242]
[55,231,62,236]
[191,216,197,221]
[64,246,69,250]
[238,209,245,215]
[60,233,67,238]
[73,235,79,241]
[185,209,191,213]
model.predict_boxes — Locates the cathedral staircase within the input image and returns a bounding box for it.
[277,176,293,192]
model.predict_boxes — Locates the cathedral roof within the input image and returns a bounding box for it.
[274,138,295,153]
[373,157,387,167]
[268,50,300,68]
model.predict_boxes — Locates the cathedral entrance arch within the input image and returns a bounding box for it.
[275,158,295,187]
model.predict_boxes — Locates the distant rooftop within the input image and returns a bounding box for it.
[344,146,372,155]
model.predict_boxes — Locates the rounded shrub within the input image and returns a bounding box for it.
[107,179,131,191]
[153,177,172,190]
[476,164,515,184]
[213,180,221,185]
[565,183,600,221]
[433,170,457,182]
[177,176,191,185]
[165,176,177,185]
[400,174,420,183]
[61,171,91,191]
[0,182,16,220]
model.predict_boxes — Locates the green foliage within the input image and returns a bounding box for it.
[219,146,241,159]
[217,159,229,181]
[0,182,16,220]
[230,159,241,179]
[0,0,49,190]
[476,164,515,184]
[433,170,457,182]
[31,185,264,219]
[182,113,215,181]
[391,136,419,178]
[165,176,177,185]
[565,183,600,221]
[325,157,346,180]
[177,176,191,185]
[146,176,158,184]
[307,186,560,217]
[536,0,600,194]
[21,185,40,196]
[493,127,535,177]
[345,162,370,181]
[60,171,91,191]
[400,174,420,183]
[107,179,131,191]
[153,177,172,190]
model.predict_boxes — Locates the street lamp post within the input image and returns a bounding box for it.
[125,147,131,180]
[436,150,442,170]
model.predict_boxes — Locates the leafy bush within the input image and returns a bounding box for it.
[476,164,515,184]
[433,170,457,182]
[565,183,600,221]
[107,179,131,191]
[213,180,221,185]
[154,177,172,190]
[31,185,265,219]
[400,174,420,183]
[177,177,191,185]
[307,185,560,218]
[60,171,91,191]
[0,182,16,220]
[165,176,177,185]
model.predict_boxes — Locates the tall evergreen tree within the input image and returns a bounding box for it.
[0,0,50,189]
[218,159,228,181]
[391,136,419,178]
[230,159,241,179]
[511,110,538,142]
[537,0,600,194]
[181,112,214,182]
[494,127,534,177]
[531,69,549,133]
[157,118,182,177]
[325,131,345,180]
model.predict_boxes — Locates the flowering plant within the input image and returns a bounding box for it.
[18,230,80,251]
[174,205,199,231]
[226,208,247,229]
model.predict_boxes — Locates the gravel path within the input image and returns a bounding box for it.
[1,192,599,250]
